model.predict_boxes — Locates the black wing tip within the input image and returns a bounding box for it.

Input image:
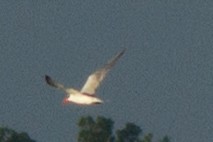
[117,48,126,57]
[115,48,126,59]
[45,74,50,81]
[45,74,52,85]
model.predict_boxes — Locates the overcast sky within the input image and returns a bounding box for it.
[0,1,213,142]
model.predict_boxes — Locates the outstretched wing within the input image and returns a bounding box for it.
[80,48,126,95]
[45,75,66,91]
[45,75,80,95]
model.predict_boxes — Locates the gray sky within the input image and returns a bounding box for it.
[0,1,213,142]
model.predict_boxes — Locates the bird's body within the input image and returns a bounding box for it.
[64,92,103,105]
[45,49,126,105]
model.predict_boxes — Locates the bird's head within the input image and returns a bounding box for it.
[62,97,70,105]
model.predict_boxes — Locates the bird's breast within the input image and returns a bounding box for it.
[67,93,102,105]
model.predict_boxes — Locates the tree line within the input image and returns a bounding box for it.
[0,116,170,142]
[78,116,170,142]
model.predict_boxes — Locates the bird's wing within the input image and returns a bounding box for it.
[45,75,66,91]
[80,48,126,95]
[45,75,80,95]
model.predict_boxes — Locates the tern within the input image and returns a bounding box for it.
[45,49,126,105]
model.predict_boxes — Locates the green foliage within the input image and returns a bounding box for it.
[0,127,36,142]
[141,133,153,142]
[1,116,171,142]
[78,116,114,142]
[116,123,142,142]
[77,116,171,142]
[159,136,170,142]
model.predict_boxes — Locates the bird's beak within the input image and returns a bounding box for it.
[62,98,70,105]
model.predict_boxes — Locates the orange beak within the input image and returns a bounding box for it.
[62,98,70,105]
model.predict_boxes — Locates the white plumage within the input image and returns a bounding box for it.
[45,49,126,105]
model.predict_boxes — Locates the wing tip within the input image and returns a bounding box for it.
[45,74,50,81]
[117,48,127,57]
[45,74,53,86]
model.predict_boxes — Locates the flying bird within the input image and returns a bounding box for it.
[45,49,126,105]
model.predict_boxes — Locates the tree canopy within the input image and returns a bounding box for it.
[0,127,36,142]
[116,122,142,142]
[77,116,170,142]
[78,116,114,142]
[1,116,171,142]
